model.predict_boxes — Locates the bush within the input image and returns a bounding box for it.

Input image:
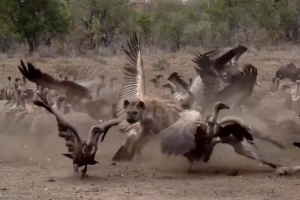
[152,55,169,71]
[0,34,12,53]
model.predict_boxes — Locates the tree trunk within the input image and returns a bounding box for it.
[26,36,39,54]
[26,38,35,54]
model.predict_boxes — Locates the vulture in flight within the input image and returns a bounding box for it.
[18,60,93,103]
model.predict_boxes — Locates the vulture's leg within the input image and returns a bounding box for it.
[187,161,194,173]
[81,165,88,179]
[73,164,79,174]
[234,142,281,170]
[276,166,300,175]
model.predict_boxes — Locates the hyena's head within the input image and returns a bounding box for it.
[123,99,146,124]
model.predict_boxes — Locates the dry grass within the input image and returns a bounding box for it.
[2,48,300,88]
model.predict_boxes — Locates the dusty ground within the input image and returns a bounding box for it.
[1,49,300,199]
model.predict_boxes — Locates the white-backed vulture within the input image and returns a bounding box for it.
[194,53,257,112]
[275,63,300,82]
[150,74,163,88]
[159,102,284,172]
[203,45,248,81]
[18,60,93,104]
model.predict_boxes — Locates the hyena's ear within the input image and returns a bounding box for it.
[138,101,145,110]
[123,100,130,109]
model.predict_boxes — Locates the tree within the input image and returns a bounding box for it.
[70,0,137,49]
[148,0,190,50]
[0,0,71,53]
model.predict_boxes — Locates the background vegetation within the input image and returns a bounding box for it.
[0,0,299,55]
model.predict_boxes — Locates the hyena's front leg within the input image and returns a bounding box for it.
[130,128,151,161]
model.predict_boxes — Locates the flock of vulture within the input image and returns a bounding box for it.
[1,33,300,179]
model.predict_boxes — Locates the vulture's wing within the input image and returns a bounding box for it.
[18,60,92,101]
[203,47,234,63]
[293,142,300,148]
[116,33,144,118]
[159,110,202,155]
[167,72,190,102]
[189,76,203,97]
[192,53,226,97]
[216,119,254,142]
[116,33,145,132]
[33,92,82,145]
[217,64,257,105]
[204,45,247,71]
[232,45,248,63]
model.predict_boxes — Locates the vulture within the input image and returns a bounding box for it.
[159,102,283,172]
[110,77,118,91]
[150,74,164,88]
[33,92,121,179]
[3,78,28,119]
[270,77,281,94]
[269,80,300,116]
[18,60,93,104]
[162,83,178,95]
[115,32,143,133]
[275,63,300,82]
[203,45,248,83]
[4,76,14,101]
[17,60,115,120]
[167,72,195,109]
[166,47,255,110]
[194,53,257,111]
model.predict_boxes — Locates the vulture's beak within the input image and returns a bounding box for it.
[255,81,262,87]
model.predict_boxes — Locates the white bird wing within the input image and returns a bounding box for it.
[77,79,101,89]
[159,110,202,155]
[116,33,145,119]
[192,53,225,96]
[189,76,203,96]
[116,33,145,132]
[167,72,190,103]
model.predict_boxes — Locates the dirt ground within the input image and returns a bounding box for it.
[1,49,300,200]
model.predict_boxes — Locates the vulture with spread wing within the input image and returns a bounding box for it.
[33,93,121,179]
[193,53,257,110]
[203,45,248,82]
[18,60,93,103]
[159,102,283,172]
[115,33,144,133]
[167,72,195,109]
[166,47,249,109]
[116,33,144,116]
